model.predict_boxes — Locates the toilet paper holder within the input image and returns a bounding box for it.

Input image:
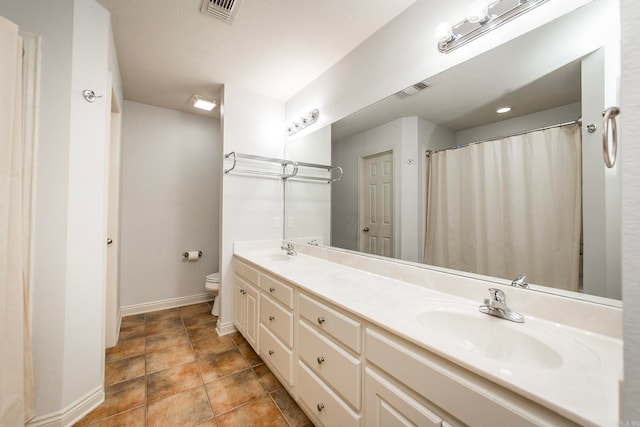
[182,250,203,260]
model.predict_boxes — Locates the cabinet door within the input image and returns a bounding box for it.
[233,276,246,334]
[365,367,443,427]
[245,282,260,352]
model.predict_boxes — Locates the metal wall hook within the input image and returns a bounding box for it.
[83,89,103,103]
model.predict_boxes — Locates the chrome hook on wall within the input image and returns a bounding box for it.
[602,106,620,168]
[82,89,103,103]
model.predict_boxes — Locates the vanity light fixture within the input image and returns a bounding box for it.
[190,94,217,111]
[287,108,320,136]
[437,0,549,53]
[496,106,512,114]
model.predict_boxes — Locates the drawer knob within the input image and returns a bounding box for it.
[317,356,325,364]
[268,315,275,321]
[317,403,325,412]
[317,316,325,324]
[269,287,275,292]
[268,349,275,356]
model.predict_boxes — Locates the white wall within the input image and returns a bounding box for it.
[621,0,640,422]
[284,125,331,245]
[0,0,115,421]
[120,101,220,308]
[218,85,285,332]
[331,117,455,260]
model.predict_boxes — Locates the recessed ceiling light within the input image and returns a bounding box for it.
[496,106,512,114]
[190,95,217,111]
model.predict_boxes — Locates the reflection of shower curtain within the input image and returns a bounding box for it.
[424,125,582,291]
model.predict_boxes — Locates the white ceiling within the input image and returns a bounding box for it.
[96,0,417,117]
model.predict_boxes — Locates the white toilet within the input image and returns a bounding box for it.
[205,272,220,316]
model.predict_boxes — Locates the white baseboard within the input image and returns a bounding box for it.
[121,293,214,317]
[27,385,104,427]
[216,319,237,336]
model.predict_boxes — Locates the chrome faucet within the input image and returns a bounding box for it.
[511,274,529,289]
[281,242,297,256]
[479,288,524,323]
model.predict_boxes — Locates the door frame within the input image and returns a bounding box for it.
[358,149,395,256]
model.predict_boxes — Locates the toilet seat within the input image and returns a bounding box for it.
[205,272,220,316]
[205,272,219,291]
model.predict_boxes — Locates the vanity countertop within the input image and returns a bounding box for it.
[234,243,622,427]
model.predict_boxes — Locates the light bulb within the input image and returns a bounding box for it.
[435,22,454,43]
[468,0,490,24]
[496,106,512,114]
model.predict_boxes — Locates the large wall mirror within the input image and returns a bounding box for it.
[285,0,621,305]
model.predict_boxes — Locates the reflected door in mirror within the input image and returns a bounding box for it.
[360,151,394,257]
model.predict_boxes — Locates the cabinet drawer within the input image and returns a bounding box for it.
[235,259,260,286]
[261,274,294,309]
[259,324,294,386]
[298,361,361,427]
[260,294,294,347]
[299,292,361,353]
[366,328,576,427]
[299,320,361,409]
[365,367,443,427]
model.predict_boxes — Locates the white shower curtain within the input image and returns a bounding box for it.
[0,15,36,425]
[424,125,582,291]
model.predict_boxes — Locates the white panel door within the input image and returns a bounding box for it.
[360,151,393,257]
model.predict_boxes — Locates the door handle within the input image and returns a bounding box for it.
[106,238,113,245]
[363,227,370,232]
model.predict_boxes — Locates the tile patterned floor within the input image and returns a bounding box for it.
[74,302,313,427]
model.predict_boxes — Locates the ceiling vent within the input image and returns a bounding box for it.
[200,0,244,24]
[398,81,431,97]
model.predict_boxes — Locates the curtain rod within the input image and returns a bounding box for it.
[425,119,582,157]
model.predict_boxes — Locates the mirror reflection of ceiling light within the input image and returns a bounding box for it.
[190,95,217,111]
[437,0,549,53]
[496,106,512,114]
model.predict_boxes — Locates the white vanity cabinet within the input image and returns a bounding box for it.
[258,272,295,388]
[233,260,260,351]
[232,254,594,427]
[297,292,363,426]
[365,328,579,427]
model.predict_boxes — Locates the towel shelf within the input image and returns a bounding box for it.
[224,151,342,183]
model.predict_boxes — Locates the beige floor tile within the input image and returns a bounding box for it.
[205,369,266,415]
[270,388,313,427]
[146,342,194,374]
[194,420,218,427]
[106,337,145,363]
[191,336,234,359]
[253,364,282,392]
[186,322,220,342]
[74,377,145,426]
[197,349,249,383]
[146,308,181,323]
[146,330,189,353]
[120,314,145,329]
[79,407,145,427]
[179,302,212,318]
[145,317,184,336]
[117,324,146,342]
[183,312,217,328]
[228,332,246,346]
[147,386,213,427]
[105,355,145,386]
[236,341,263,367]
[215,395,289,427]
[147,361,203,403]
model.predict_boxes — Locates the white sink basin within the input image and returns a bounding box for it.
[255,253,292,262]
[416,305,601,370]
